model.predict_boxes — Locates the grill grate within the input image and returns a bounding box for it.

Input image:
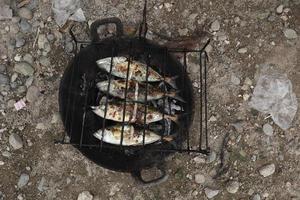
[56,1,210,155]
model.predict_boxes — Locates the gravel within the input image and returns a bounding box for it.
[14,62,34,76]
[238,47,248,54]
[39,56,50,67]
[0,65,6,72]
[23,54,34,65]
[15,36,25,48]
[211,20,220,31]
[263,123,273,136]
[204,188,219,199]
[0,74,9,85]
[252,194,261,200]
[276,5,284,14]
[18,8,33,20]
[26,86,40,103]
[9,132,23,150]
[19,19,32,33]
[195,174,205,184]
[283,29,298,39]
[259,163,275,177]
[77,191,93,200]
[17,173,29,188]
[226,181,240,194]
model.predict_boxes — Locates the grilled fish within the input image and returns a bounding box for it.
[96,56,177,88]
[93,125,172,146]
[96,79,185,102]
[91,100,178,124]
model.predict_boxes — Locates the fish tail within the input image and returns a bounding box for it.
[166,91,186,103]
[165,114,180,124]
[164,76,179,89]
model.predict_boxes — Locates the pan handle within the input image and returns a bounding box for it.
[131,167,168,186]
[90,17,124,42]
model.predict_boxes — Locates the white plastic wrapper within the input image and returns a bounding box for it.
[249,72,298,130]
[52,0,86,27]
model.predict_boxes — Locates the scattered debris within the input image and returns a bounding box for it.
[52,0,86,27]
[259,163,275,177]
[249,71,298,130]
[14,99,26,111]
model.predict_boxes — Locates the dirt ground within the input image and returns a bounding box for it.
[0,0,299,199]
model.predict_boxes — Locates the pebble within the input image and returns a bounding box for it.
[283,29,298,39]
[37,177,47,192]
[195,174,205,184]
[19,19,32,33]
[14,54,22,62]
[39,56,50,67]
[14,62,34,76]
[231,74,240,85]
[211,20,220,31]
[276,5,284,14]
[0,161,4,165]
[9,133,23,150]
[259,163,275,177]
[23,54,33,65]
[38,34,50,52]
[11,73,18,82]
[178,28,189,36]
[209,116,217,122]
[18,8,33,20]
[77,191,93,200]
[252,194,261,200]
[204,188,219,199]
[25,77,34,88]
[193,156,206,164]
[0,65,6,72]
[17,173,29,188]
[226,181,240,194]
[26,86,40,103]
[207,151,216,163]
[263,123,273,136]
[0,74,9,85]
[65,42,74,53]
[15,36,25,48]
[2,151,11,157]
[238,47,248,54]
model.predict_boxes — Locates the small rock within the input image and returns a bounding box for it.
[0,65,6,72]
[234,16,240,23]
[7,99,16,108]
[283,29,298,39]
[244,77,252,85]
[11,73,18,82]
[9,133,23,150]
[14,62,34,76]
[231,74,240,85]
[0,161,4,165]
[65,42,74,53]
[23,54,33,65]
[19,19,32,33]
[17,173,29,188]
[211,20,220,31]
[47,34,55,41]
[2,151,11,157]
[263,123,273,136]
[243,94,250,101]
[252,194,261,200]
[209,116,217,122]
[37,177,47,192]
[18,8,33,20]
[14,54,22,62]
[51,113,60,124]
[39,56,50,67]
[226,181,240,194]
[36,123,46,130]
[25,77,34,88]
[276,5,284,14]
[195,174,205,184]
[15,36,25,48]
[259,163,275,177]
[207,151,216,163]
[38,34,50,52]
[0,74,9,85]
[178,28,189,36]
[193,156,206,164]
[77,191,93,200]
[204,188,219,199]
[26,86,40,102]
[0,5,13,20]
[238,47,248,54]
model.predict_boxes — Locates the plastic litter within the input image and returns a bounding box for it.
[14,99,26,111]
[249,72,298,130]
[52,0,86,27]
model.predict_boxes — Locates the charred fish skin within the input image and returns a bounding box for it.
[93,125,161,146]
[92,101,178,124]
[96,80,181,102]
[96,56,162,82]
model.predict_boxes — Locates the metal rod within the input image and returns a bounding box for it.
[100,45,115,150]
[199,51,203,150]
[120,42,133,147]
[142,53,150,146]
[203,51,208,148]
[79,74,88,147]
[161,48,168,141]
[183,51,189,151]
